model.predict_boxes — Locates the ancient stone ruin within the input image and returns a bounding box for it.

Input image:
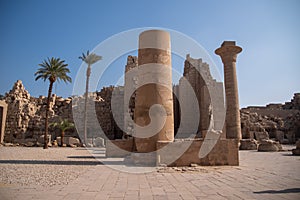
[1,79,126,147]
[240,93,300,151]
[106,30,243,166]
[0,29,299,164]
[0,100,7,144]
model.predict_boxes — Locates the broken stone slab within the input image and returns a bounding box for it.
[292,148,300,155]
[239,139,258,150]
[37,135,52,146]
[296,140,300,149]
[24,141,35,147]
[258,140,282,152]
[254,131,269,142]
[56,136,80,146]
[3,143,14,147]
[291,140,300,155]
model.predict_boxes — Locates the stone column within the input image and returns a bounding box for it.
[134,30,174,152]
[0,100,8,144]
[215,41,242,140]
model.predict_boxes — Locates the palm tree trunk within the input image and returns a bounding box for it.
[84,65,91,145]
[44,81,54,149]
[61,130,65,147]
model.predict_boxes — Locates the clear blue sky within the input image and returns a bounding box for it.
[0,0,299,107]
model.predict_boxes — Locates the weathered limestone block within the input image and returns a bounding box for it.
[106,139,134,157]
[292,148,300,155]
[275,130,288,144]
[37,135,52,146]
[296,140,300,149]
[254,131,269,142]
[241,94,300,144]
[157,139,239,166]
[258,140,282,152]
[56,136,80,146]
[239,139,258,150]
[0,100,8,143]
[292,140,300,155]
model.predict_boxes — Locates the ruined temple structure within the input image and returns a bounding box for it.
[1,80,123,146]
[240,93,300,145]
[2,80,74,146]
[107,30,243,166]
[174,54,225,139]
[1,29,299,164]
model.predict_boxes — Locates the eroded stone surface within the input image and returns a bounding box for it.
[241,94,300,144]
[239,139,258,150]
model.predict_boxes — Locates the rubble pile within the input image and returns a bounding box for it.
[240,93,300,151]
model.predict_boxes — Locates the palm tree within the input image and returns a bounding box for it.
[35,57,72,149]
[50,119,74,147]
[79,51,102,145]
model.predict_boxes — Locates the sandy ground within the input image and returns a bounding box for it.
[0,147,100,187]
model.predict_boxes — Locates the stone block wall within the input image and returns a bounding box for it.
[105,138,134,157]
[3,80,124,144]
[175,55,225,138]
[2,68,299,145]
[240,93,300,143]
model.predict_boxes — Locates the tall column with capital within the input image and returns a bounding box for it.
[215,41,242,141]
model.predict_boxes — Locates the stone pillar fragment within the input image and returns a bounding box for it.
[124,56,138,138]
[0,100,8,144]
[134,30,174,152]
[215,41,242,141]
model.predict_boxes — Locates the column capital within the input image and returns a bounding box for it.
[215,41,242,63]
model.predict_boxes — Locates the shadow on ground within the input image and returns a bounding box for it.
[67,155,105,159]
[0,160,120,166]
[254,188,300,194]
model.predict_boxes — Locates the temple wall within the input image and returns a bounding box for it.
[3,80,124,145]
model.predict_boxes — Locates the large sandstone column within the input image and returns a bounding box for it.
[215,41,242,140]
[134,30,174,152]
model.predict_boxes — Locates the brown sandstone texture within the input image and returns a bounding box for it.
[292,140,300,155]
[215,41,242,141]
[134,30,174,152]
[240,93,300,147]
[2,80,124,146]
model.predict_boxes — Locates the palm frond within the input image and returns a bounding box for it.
[51,119,74,132]
[34,57,72,84]
[79,50,102,65]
